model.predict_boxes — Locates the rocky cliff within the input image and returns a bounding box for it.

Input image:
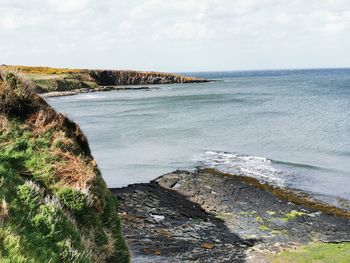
[0,66,208,95]
[88,70,208,86]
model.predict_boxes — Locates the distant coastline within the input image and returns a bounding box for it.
[0,65,209,98]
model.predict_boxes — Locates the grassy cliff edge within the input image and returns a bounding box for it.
[0,70,129,262]
[0,65,208,94]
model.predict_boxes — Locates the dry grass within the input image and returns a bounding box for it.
[0,115,11,133]
[26,101,97,192]
[51,131,76,152]
[53,150,95,190]
[0,199,9,223]
[30,110,65,133]
[103,229,116,257]
[0,70,129,262]
[0,70,34,114]
[80,228,116,263]
[0,69,33,92]
[0,65,82,75]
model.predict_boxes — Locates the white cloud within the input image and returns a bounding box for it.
[47,0,93,13]
[0,0,349,71]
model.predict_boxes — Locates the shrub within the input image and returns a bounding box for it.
[57,188,88,213]
[57,239,87,263]
[17,181,43,210]
[0,70,33,115]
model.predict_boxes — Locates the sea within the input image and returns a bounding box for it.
[48,68,350,208]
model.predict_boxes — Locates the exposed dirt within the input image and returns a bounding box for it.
[111,169,350,262]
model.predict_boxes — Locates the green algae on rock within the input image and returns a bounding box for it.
[0,70,129,262]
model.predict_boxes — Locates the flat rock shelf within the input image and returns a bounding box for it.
[110,169,350,262]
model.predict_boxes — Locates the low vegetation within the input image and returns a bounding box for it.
[273,242,350,263]
[0,65,82,75]
[0,70,129,262]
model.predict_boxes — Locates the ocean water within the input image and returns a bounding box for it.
[48,68,350,207]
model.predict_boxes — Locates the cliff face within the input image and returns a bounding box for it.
[0,66,209,94]
[88,70,208,86]
[0,71,129,262]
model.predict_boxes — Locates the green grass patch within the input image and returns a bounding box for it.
[0,116,129,262]
[33,78,97,93]
[273,242,350,263]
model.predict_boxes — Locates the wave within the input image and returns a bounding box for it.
[196,151,286,186]
[78,93,108,100]
[273,159,324,170]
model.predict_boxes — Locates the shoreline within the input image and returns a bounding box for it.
[40,85,157,98]
[111,168,350,262]
[40,81,215,98]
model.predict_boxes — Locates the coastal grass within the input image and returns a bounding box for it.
[32,78,98,93]
[0,66,97,94]
[0,65,82,75]
[0,70,129,262]
[273,242,350,263]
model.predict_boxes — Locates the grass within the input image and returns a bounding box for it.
[0,65,82,75]
[33,78,97,93]
[273,242,350,263]
[0,71,129,262]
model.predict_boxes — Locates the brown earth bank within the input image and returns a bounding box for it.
[110,169,350,263]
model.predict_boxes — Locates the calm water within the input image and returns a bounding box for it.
[48,68,350,206]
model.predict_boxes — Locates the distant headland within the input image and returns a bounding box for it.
[0,65,209,97]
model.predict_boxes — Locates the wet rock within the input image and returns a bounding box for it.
[111,169,350,262]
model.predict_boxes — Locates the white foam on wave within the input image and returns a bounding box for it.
[79,94,107,100]
[196,151,285,186]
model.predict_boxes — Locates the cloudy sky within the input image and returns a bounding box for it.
[0,0,349,72]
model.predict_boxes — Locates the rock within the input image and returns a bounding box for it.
[111,169,350,262]
[201,243,215,249]
[150,214,165,222]
[88,70,209,86]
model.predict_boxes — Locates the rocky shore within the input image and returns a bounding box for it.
[111,169,350,262]
[41,85,156,98]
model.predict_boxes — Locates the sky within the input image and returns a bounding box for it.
[0,0,349,72]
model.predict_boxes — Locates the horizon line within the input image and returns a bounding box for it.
[2,63,350,74]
